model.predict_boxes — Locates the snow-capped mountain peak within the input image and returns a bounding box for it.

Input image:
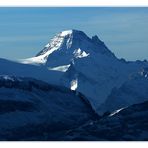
[36,29,88,57]
[36,30,74,56]
[21,29,114,66]
[20,30,74,65]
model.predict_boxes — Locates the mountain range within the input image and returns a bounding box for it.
[0,29,148,140]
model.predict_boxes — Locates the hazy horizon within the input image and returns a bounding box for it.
[0,7,148,61]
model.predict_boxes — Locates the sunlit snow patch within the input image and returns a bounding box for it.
[109,107,125,117]
[60,30,73,36]
[20,56,47,65]
[73,48,90,59]
[48,64,70,72]
[70,79,78,91]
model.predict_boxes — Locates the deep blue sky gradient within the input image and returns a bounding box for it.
[0,7,148,61]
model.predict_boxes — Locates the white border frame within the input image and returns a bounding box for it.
[0,0,148,6]
[0,0,148,147]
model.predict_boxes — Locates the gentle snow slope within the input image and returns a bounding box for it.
[0,58,63,85]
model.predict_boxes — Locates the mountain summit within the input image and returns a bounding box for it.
[36,29,112,57]
[22,29,115,66]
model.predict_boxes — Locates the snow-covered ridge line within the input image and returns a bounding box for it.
[19,57,47,65]
[0,75,68,93]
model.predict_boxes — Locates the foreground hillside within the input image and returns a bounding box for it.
[0,75,98,140]
[61,101,148,141]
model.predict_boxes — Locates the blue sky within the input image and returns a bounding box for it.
[0,7,148,61]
